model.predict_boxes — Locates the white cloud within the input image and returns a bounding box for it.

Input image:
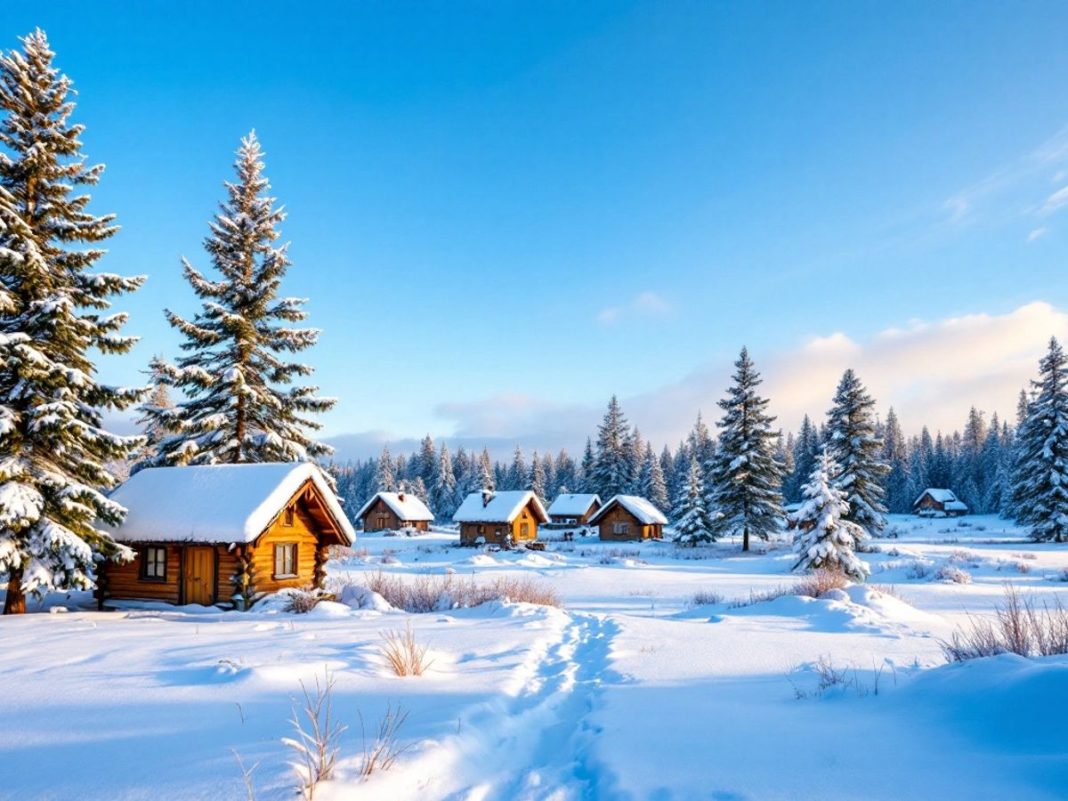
[1041,185,1068,215]
[596,291,673,325]
[1028,226,1049,242]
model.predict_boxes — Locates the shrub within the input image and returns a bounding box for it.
[362,572,560,613]
[380,622,432,677]
[941,585,1068,661]
[935,565,972,584]
[905,561,931,580]
[792,568,850,598]
[691,590,724,606]
[285,590,323,614]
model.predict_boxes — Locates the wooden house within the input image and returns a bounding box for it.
[913,488,969,517]
[98,462,355,609]
[355,491,433,532]
[546,493,602,526]
[453,490,549,546]
[589,494,668,541]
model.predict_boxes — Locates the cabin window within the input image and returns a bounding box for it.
[376,515,387,529]
[141,546,167,581]
[283,507,295,527]
[274,543,298,578]
[613,522,630,536]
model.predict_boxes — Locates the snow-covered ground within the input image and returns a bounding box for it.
[2,514,1067,800]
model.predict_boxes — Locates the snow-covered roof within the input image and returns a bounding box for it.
[588,495,668,526]
[547,493,602,517]
[944,500,969,512]
[914,488,960,507]
[453,491,549,524]
[354,491,434,522]
[107,462,355,545]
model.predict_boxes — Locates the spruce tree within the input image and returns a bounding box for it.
[1016,338,1068,542]
[506,446,528,491]
[530,450,546,501]
[640,441,670,512]
[825,369,889,536]
[578,437,595,493]
[374,444,397,492]
[431,443,457,518]
[141,132,335,467]
[132,359,177,472]
[591,396,631,498]
[0,30,146,614]
[674,456,715,544]
[792,449,870,581]
[709,348,785,550]
[788,415,819,504]
[881,407,911,513]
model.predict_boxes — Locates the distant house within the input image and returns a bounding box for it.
[913,488,969,517]
[453,490,549,546]
[99,463,356,608]
[589,494,668,541]
[546,493,602,526]
[355,491,434,532]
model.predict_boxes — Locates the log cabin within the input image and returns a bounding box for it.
[913,488,969,517]
[589,494,668,541]
[453,490,549,546]
[98,462,355,609]
[546,493,602,526]
[355,491,434,532]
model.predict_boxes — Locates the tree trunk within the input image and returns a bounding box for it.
[3,567,26,615]
[742,526,750,552]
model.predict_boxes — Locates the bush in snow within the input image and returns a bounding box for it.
[792,568,850,598]
[362,572,560,612]
[941,585,1068,661]
[905,561,932,580]
[379,621,432,677]
[284,670,345,800]
[792,449,870,581]
[935,565,972,584]
[285,590,323,614]
[691,590,725,606]
[358,704,412,779]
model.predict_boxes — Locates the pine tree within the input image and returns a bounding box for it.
[882,407,911,513]
[825,369,889,536]
[506,446,528,491]
[578,437,595,493]
[669,442,691,517]
[624,426,644,493]
[431,443,457,518]
[132,359,177,472]
[640,441,670,512]
[0,31,146,614]
[709,348,784,550]
[374,445,397,492]
[478,448,495,493]
[674,456,715,544]
[415,434,438,493]
[788,415,819,504]
[979,414,1003,513]
[792,449,870,581]
[530,450,547,501]
[1008,389,1032,521]
[141,132,334,467]
[1015,338,1068,542]
[591,396,631,498]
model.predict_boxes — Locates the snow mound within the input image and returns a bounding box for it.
[337,584,394,613]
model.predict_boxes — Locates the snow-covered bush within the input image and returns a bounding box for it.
[905,561,932,580]
[935,565,972,584]
[286,590,323,614]
[942,586,1068,661]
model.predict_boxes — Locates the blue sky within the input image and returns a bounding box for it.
[7,2,1068,458]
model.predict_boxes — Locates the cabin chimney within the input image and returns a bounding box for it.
[482,489,494,507]
[398,492,406,502]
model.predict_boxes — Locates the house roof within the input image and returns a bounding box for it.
[588,494,668,526]
[546,493,602,517]
[106,462,356,545]
[354,491,434,523]
[944,500,969,512]
[914,488,960,506]
[452,490,549,524]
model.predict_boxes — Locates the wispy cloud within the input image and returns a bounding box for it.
[596,291,673,326]
[1040,185,1068,215]
[1028,226,1049,242]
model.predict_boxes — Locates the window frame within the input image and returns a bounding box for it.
[273,542,298,579]
[613,521,630,536]
[140,546,167,582]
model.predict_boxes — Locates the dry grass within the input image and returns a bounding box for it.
[792,568,850,598]
[358,704,412,778]
[942,585,1068,662]
[935,565,972,584]
[285,590,322,614]
[232,750,258,801]
[380,621,433,677]
[363,572,560,613]
[282,671,346,800]
[691,590,724,606]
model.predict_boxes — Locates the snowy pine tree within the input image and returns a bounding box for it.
[578,437,595,493]
[673,456,715,544]
[0,30,146,614]
[431,443,457,518]
[882,407,911,513]
[506,446,528,491]
[709,348,784,551]
[1015,338,1068,542]
[530,450,547,501]
[132,359,177,472]
[792,449,870,581]
[140,132,335,467]
[374,445,397,492]
[825,369,889,536]
[640,441,670,513]
[591,396,631,498]
[786,414,819,503]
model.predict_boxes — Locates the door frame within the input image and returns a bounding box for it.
[180,545,217,606]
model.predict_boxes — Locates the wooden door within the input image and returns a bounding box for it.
[183,546,215,605]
